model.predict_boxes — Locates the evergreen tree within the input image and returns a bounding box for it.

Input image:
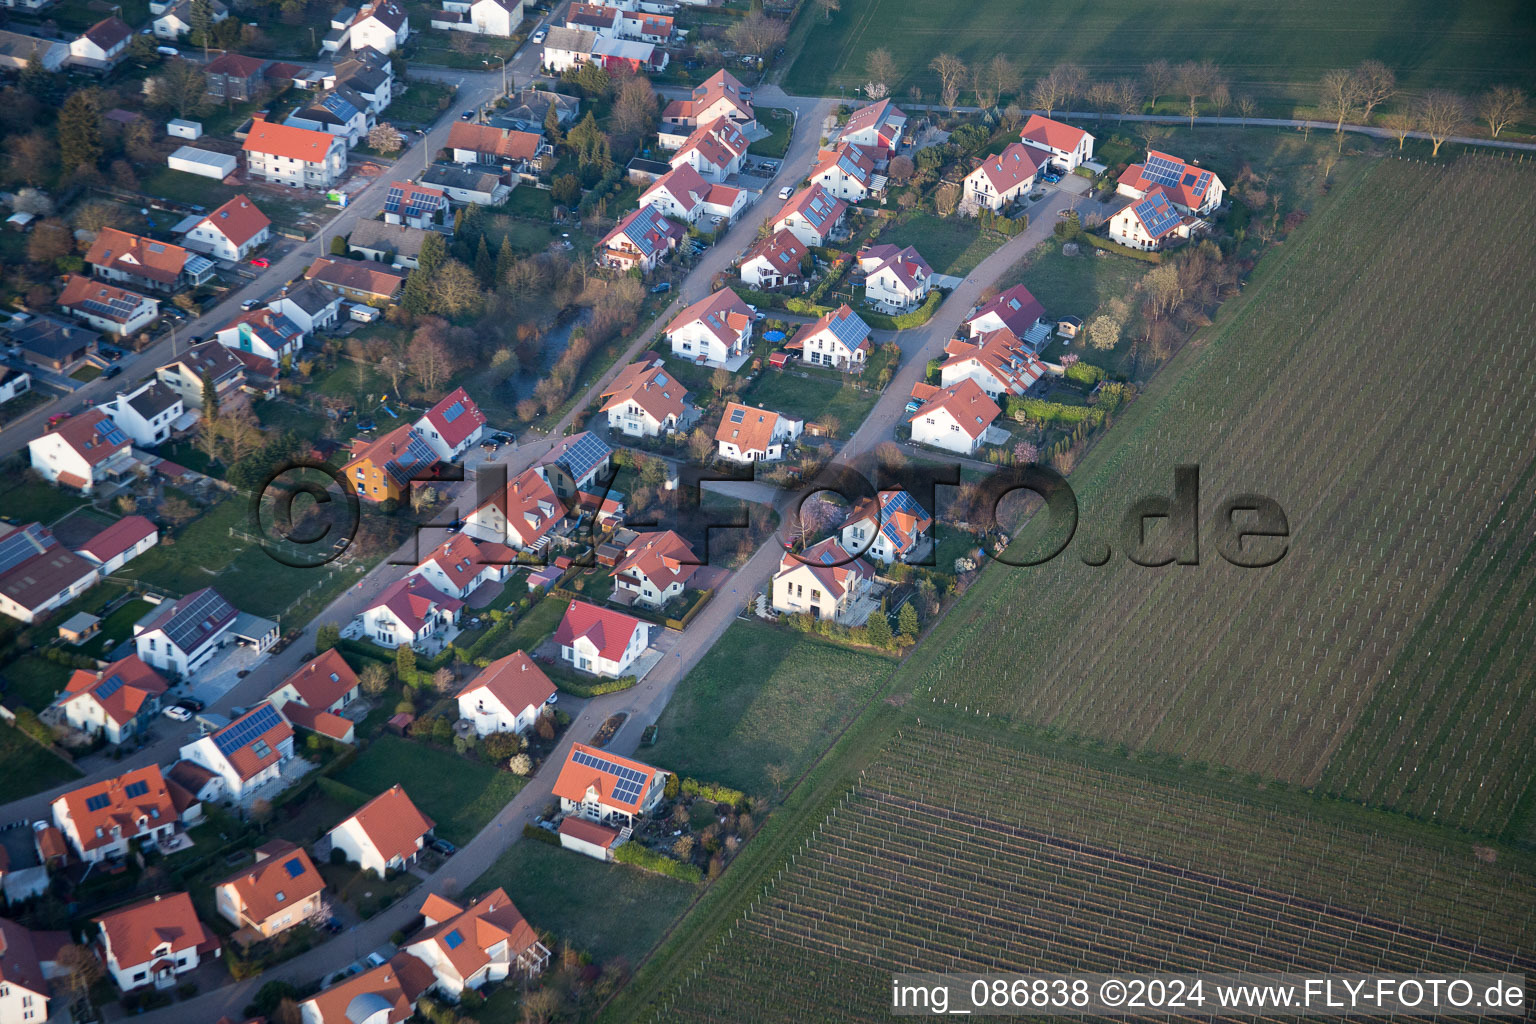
[21,47,54,99]
[473,236,493,286]
[395,642,416,683]
[897,602,920,641]
[542,100,563,146]
[58,89,103,175]
[495,235,514,287]
[400,268,433,314]
[416,232,446,275]
[200,372,220,422]
[866,609,894,649]
[189,0,214,48]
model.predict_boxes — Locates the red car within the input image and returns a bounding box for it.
[249,257,270,268]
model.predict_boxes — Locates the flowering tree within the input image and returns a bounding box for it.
[1013,442,1039,465]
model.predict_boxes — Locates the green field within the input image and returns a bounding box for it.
[740,369,880,436]
[0,727,80,801]
[0,655,71,712]
[0,481,86,527]
[645,620,895,795]
[748,107,795,158]
[786,0,1536,117]
[874,214,1000,277]
[332,735,526,846]
[471,837,699,964]
[387,81,458,127]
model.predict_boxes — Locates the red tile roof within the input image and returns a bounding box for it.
[446,122,543,161]
[56,763,178,853]
[640,162,710,215]
[551,742,662,814]
[714,402,791,454]
[273,648,357,711]
[553,600,645,664]
[673,117,748,170]
[302,960,415,1024]
[95,892,218,969]
[76,515,156,564]
[458,651,555,717]
[198,195,270,247]
[557,816,621,848]
[666,287,752,348]
[474,466,563,550]
[411,887,542,981]
[1117,149,1223,212]
[243,118,341,162]
[778,537,874,600]
[44,410,131,467]
[1019,114,1090,154]
[741,229,804,276]
[908,377,1000,439]
[304,256,405,298]
[970,142,1051,194]
[85,228,191,286]
[967,283,1045,337]
[216,840,324,927]
[369,575,463,633]
[611,530,698,593]
[58,275,155,322]
[419,386,486,450]
[61,654,167,731]
[205,52,267,78]
[600,357,690,426]
[209,703,294,781]
[336,785,434,865]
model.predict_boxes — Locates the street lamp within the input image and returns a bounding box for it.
[493,54,509,100]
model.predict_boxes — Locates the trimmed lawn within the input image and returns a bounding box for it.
[645,620,896,795]
[0,727,80,802]
[0,655,71,712]
[74,599,153,658]
[332,735,525,845]
[318,861,420,919]
[0,481,86,526]
[481,594,571,662]
[1004,238,1151,379]
[471,837,698,964]
[740,370,878,437]
[388,81,458,127]
[784,0,1536,117]
[876,214,1002,276]
[749,107,794,158]
[501,186,555,220]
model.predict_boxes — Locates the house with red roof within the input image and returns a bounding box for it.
[786,304,872,371]
[76,515,158,575]
[182,195,271,263]
[0,521,101,624]
[598,204,685,274]
[411,533,516,600]
[446,122,548,173]
[839,491,933,565]
[1019,114,1095,171]
[611,530,698,610]
[405,888,550,999]
[714,402,803,463]
[837,98,907,159]
[26,409,137,493]
[94,892,219,991]
[963,142,1052,212]
[666,287,753,367]
[659,69,754,139]
[341,423,439,504]
[940,327,1048,400]
[457,651,555,737]
[770,184,848,247]
[552,741,666,826]
[1117,149,1226,216]
[465,465,564,553]
[810,141,877,202]
[558,816,624,861]
[205,52,270,103]
[243,117,349,188]
[265,648,360,743]
[51,764,184,863]
[69,15,132,69]
[771,537,875,624]
[358,576,463,650]
[57,274,159,337]
[668,117,749,183]
[858,243,932,312]
[964,283,1047,340]
[214,306,307,363]
[55,654,168,745]
[554,600,652,678]
[0,917,68,1023]
[85,227,214,294]
[739,229,806,290]
[639,163,748,226]
[1109,186,1201,250]
[908,378,1001,455]
[215,840,325,939]
[178,703,295,800]
[412,387,486,461]
[600,356,693,438]
[326,784,434,875]
[298,954,431,1024]
[384,181,449,230]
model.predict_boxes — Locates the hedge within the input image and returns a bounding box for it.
[1082,233,1163,263]
[1003,396,1107,426]
[858,289,944,331]
[680,778,745,806]
[552,673,636,698]
[315,775,372,809]
[1064,361,1107,385]
[523,822,560,846]
[614,841,702,883]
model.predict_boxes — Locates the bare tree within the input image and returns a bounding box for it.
[1380,111,1414,149]
[865,81,889,100]
[866,48,896,96]
[1235,95,1256,127]
[1175,60,1220,127]
[1030,71,1066,119]
[727,12,787,57]
[612,75,658,135]
[56,944,103,1001]
[929,53,967,112]
[1112,78,1142,122]
[1085,80,1116,119]
[359,661,390,696]
[1210,80,1231,117]
[1416,90,1467,156]
[1352,59,1396,123]
[990,55,1020,105]
[970,66,997,110]
[1142,59,1173,110]
[1054,63,1087,109]
[1136,120,1172,150]
[367,122,403,153]
[1476,85,1526,138]
[1317,69,1362,136]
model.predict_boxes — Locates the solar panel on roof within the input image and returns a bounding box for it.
[825,308,869,352]
[383,185,405,213]
[729,408,745,423]
[444,929,465,949]
[86,793,111,812]
[213,703,283,758]
[819,549,835,565]
[0,525,52,576]
[571,748,650,805]
[96,420,128,447]
[96,674,126,700]
[283,857,305,877]
[1135,196,1182,238]
[163,590,233,652]
[384,431,439,484]
[547,432,611,481]
[1142,154,1185,188]
[442,401,464,423]
[124,779,149,799]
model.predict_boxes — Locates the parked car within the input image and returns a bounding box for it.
[650,281,671,294]
[431,838,456,855]
[241,298,260,310]
[544,693,558,705]
[365,952,387,968]
[249,257,270,268]
[778,186,794,200]
[531,26,547,43]
[491,432,513,444]
[174,697,204,712]
[323,917,344,934]
[229,706,247,718]
[103,365,122,379]
[460,110,476,121]
[162,706,192,722]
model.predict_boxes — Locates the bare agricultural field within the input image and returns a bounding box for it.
[892,154,1536,839]
[633,727,1536,1022]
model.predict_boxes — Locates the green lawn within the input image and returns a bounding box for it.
[748,107,795,158]
[471,837,698,964]
[137,167,330,230]
[501,185,556,220]
[1004,237,1151,378]
[645,620,896,795]
[0,481,86,526]
[0,727,80,802]
[786,0,1536,117]
[387,80,458,127]
[0,655,71,712]
[332,735,525,845]
[480,594,571,663]
[875,214,1001,276]
[69,365,102,383]
[740,370,879,437]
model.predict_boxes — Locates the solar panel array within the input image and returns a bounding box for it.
[162,589,234,652]
[0,525,52,576]
[124,779,149,799]
[320,92,358,119]
[825,307,870,352]
[95,419,128,448]
[1191,170,1213,198]
[879,490,928,547]
[283,856,305,877]
[1135,195,1182,238]
[96,674,126,700]
[444,928,465,949]
[76,291,145,321]
[729,407,746,423]
[86,793,111,812]
[383,430,439,484]
[572,748,649,805]
[213,703,283,758]
[384,184,405,214]
[1142,153,1186,188]
[442,400,464,423]
[548,432,611,481]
